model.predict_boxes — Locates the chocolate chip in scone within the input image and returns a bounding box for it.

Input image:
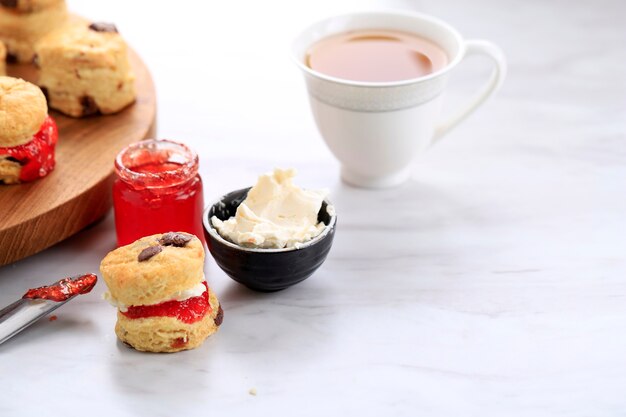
[6,52,17,64]
[0,0,18,9]
[159,232,193,247]
[88,22,118,33]
[214,305,224,326]
[138,245,162,262]
[80,96,100,116]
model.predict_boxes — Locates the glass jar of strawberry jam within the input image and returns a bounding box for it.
[113,139,205,247]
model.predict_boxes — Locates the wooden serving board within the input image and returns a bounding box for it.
[0,49,157,266]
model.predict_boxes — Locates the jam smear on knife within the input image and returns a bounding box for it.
[23,273,98,302]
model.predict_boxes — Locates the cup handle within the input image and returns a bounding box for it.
[433,39,507,141]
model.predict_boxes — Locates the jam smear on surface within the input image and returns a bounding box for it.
[0,116,58,182]
[121,282,211,324]
[23,273,98,302]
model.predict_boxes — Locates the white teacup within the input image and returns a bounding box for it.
[292,11,506,188]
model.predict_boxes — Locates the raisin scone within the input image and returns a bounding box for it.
[100,232,224,353]
[0,76,58,184]
[35,21,136,117]
[0,0,67,63]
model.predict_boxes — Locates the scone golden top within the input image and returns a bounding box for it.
[100,232,204,306]
[36,21,129,70]
[0,76,47,147]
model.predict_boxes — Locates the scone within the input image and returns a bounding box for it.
[100,232,223,353]
[0,40,5,75]
[35,21,136,117]
[0,0,67,63]
[0,76,58,184]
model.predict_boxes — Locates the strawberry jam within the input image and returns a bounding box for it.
[121,282,210,324]
[113,139,205,247]
[23,273,98,302]
[171,337,188,349]
[0,115,58,182]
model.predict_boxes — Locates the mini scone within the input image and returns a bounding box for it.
[0,0,67,63]
[35,21,136,117]
[100,232,223,353]
[0,76,58,184]
[0,40,5,75]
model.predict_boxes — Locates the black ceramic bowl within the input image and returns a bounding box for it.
[203,187,337,292]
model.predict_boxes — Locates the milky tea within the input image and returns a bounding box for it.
[305,29,448,83]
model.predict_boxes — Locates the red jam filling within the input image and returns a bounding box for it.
[171,337,188,349]
[0,115,58,182]
[23,273,98,302]
[121,282,211,324]
[113,145,205,247]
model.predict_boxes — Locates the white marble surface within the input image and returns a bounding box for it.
[1,0,625,415]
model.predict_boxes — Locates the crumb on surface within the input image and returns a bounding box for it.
[249,388,257,396]
[49,315,57,322]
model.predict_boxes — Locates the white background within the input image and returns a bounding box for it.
[1,0,625,416]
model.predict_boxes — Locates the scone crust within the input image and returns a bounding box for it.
[35,20,135,117]
[0,156,21,184]
[0,40,5,75]
[0,76,47,147]
[115,289,222,353]
[100,233,205,306]
[36,20,129,68]
[0,0,65,13]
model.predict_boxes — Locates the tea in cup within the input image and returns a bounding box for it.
[292,11,506,188]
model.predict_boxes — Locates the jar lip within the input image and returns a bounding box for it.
[115,139,199,188]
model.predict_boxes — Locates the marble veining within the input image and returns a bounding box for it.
[0,0,625,416]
